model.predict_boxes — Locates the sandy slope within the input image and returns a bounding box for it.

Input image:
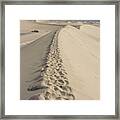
[20,21,61,99]
[21,31,52,46]
[20,20,60,33]
[20,31,56,99]
[20,20,61,45]
[21,29,75,100]
[20,21,100,100]
[58,25,100,99]
[80,24,100,40]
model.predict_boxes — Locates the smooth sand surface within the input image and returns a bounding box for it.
[21,31,52,46]
[80,24,100,40]
[58,25,100,99]
[20,20,60,33]
[20,20,61,46]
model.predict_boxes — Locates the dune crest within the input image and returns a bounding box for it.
[28,30,75,100]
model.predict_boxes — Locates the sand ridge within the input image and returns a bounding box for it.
[28,30,75,100]
[20,21,100,100]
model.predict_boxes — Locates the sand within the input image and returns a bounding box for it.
[20,20,61,46]
[20,20,60,33]
[20,21,61,99]
[20,31,56,99]
[20,21,100,100]
[58,25,100,99]
[80,24,100,40]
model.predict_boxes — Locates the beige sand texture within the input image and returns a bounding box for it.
[20,21,100,100]
[20,21,61,99]
[20,31,56,99]
[58,25,100,99]
[20,20,60,46]
[80,24,100,40]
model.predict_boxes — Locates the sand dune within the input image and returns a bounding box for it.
[20,21,100,100]
[20,20,60,33]
[20,20,61,46]
[20,31,52,46]
[58,25,100,99]
[80,24,100,40]
[20,31,56,99]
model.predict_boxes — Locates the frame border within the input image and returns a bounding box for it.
[0,0,119,119]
